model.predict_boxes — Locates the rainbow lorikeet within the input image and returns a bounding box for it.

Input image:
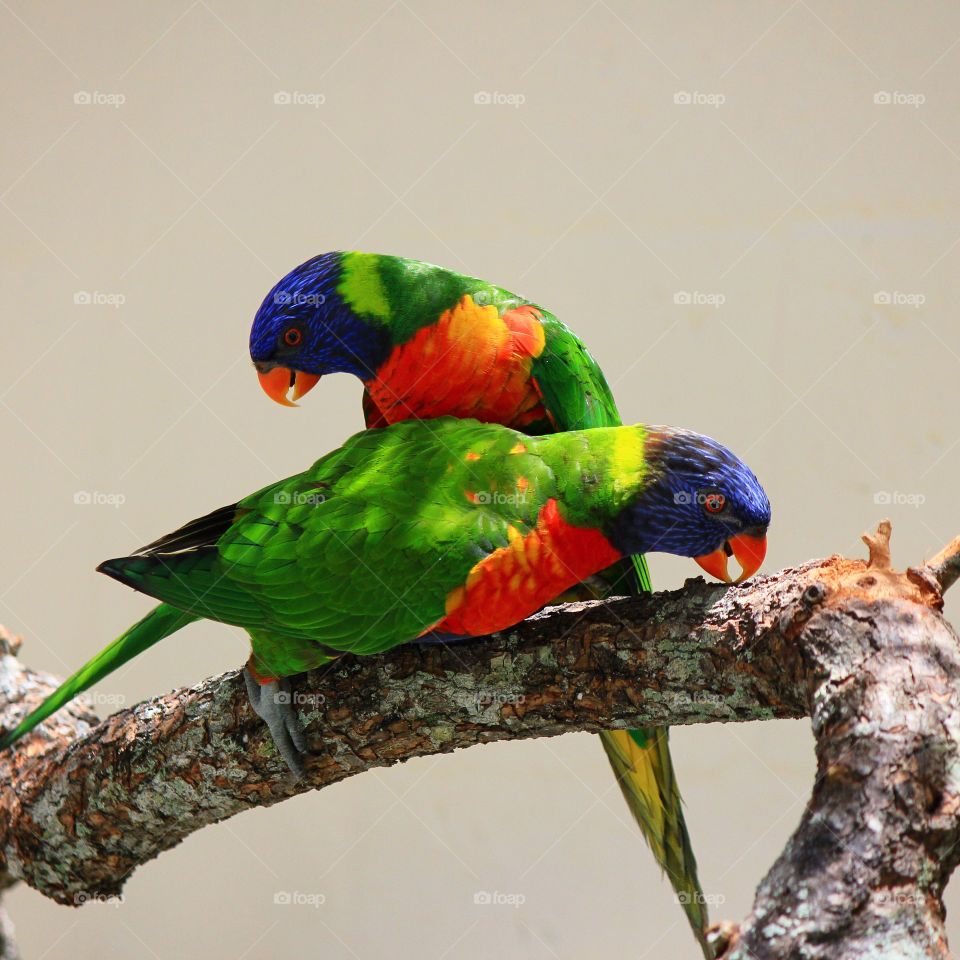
[247,253,766,952]
[0,420,768,781]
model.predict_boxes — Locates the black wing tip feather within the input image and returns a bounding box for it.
[136,503,240,557]
[96,503,240,589]
[96,557,137,587]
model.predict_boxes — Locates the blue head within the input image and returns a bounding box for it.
[610,426,771,582]
[249,253,391,405]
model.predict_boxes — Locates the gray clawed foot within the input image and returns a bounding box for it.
[243,668,309,779]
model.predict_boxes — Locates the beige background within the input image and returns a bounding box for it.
[2,2,959,957]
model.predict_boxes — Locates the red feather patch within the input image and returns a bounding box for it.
[433,499,620,637]
[365,295,548,428]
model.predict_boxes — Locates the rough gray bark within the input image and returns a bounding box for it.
[713,526,960,960]
[1,523,959,960]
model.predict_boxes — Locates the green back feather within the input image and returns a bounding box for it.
[98,420,646,677]
[338,252,523,345]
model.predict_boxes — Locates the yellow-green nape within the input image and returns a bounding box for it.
[337,251,391,320]
[611,423,648,478]
[593,424,648,503]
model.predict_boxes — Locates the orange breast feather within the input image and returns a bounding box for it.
[365,296,548,428]
[434,499,621,637]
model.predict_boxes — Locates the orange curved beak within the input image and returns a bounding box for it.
[694,531,767,584]
[256,366,321,407]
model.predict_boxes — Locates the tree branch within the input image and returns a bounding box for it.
[2,523,959,959]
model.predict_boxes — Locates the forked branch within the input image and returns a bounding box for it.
[1,523,959,960]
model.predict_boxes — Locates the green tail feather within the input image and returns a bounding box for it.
[601,553,710,958]
[0,603,198,750]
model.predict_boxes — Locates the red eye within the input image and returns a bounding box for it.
[283,327,302,347]
[703,493,726,514]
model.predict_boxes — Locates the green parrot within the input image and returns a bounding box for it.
[0,421,768,788]
[3,418,766,960]
[248,251,753,950]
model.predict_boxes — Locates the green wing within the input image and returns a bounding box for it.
[530,310,622,432]
[102,421,563,675]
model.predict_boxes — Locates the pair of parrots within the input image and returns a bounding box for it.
[2,252,769,957]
